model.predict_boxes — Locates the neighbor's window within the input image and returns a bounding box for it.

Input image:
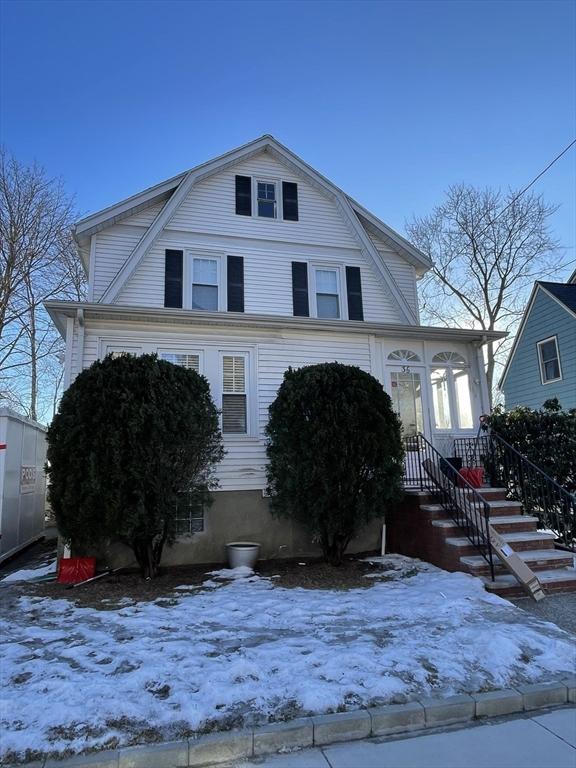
[430,368,452,430]
[222,354,247,434]
[174,492,204,535]
[159,352,200,373]
[192,257,219,311]
[315,268,340,319]
[257,181,277,218]
[537,337,562,384]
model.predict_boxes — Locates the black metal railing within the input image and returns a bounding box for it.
[478,429,575,551]
[404,434,495,579]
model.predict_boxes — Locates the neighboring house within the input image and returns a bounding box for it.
[46,136,503,565]
[500,274,576,411]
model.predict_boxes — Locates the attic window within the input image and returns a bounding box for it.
[257,181,277,218]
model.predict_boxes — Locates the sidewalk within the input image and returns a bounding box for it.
[237,707,576,768]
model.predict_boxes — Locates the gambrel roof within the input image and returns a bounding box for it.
[73,135,432,324]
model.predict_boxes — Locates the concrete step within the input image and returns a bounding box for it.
[477,487,509,501]
[460,549,574,575]
[446,530,556,554]
[484,567,576,596]
[431,515,538,534]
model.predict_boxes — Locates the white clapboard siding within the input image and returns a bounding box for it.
[77,324,372,491]
[368,232,419,319]
[168,151,359,249]
[92,226,144,301]
[118,233,404,322]
[123,201,166,227]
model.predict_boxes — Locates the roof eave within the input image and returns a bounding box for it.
[45,300,506,344]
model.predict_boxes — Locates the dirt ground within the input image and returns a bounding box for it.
[17,550,390,609]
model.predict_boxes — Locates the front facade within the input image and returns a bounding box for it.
[47,136,502,565]
[500,278,576,411]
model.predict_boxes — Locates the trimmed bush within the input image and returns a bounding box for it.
[47,353,224,577]
[487,398,576,493]
[265,362,404,565]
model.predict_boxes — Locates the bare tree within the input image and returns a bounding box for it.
[406,184,564,402]
[0,148,86,421]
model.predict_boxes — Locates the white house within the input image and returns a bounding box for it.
[46,136,504,565]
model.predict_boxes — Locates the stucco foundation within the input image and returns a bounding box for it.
[103,490,385,569]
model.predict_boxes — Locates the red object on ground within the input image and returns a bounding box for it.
[459,467,485,488]
[57,557,97,584]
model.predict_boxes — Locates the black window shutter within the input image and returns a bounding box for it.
[346,266,364,321]
[292,262,309,317]
[227,255,244,312]
[282,182,299,221]
[235,175,252,216]
[164,249,183,308]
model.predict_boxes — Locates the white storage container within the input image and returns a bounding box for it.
[0,408,47,563]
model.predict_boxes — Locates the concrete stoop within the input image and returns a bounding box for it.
[18,679,574,768]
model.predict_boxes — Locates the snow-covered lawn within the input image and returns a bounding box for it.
[1,557,574,762]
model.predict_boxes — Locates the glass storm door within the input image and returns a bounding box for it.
[389,368,425,439]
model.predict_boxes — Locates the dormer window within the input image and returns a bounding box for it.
[257,181,277,218]
[192,257,219,311]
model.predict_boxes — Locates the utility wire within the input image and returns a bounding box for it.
[475,138,576,238]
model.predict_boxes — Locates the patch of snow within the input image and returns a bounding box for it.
[1,559,57,583]
[1,557,574,760]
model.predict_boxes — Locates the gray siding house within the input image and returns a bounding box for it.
[500,274,576,410]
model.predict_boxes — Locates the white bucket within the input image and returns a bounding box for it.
[226,541,261,569]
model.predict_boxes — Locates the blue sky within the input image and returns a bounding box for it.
[1,0,575,273]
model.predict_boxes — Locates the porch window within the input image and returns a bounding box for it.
[388,349,421,362]
[222,354,247,434]
[430,368,452,429]
[537,336,562,384]
[430,352,474,431]
[159,352,201,373]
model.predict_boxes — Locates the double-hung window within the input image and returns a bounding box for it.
[221,354,248,434]
[315,268,340,319]
[537,337,562,383]
[257,181,277,218]
[192,257,219,311]
[159,352,201,373]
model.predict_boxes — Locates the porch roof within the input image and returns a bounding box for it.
[45,300,507,346]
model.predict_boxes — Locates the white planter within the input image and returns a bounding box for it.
[226,541,261,570]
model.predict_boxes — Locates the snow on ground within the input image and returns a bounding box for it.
[1,558,57,583]
[1,557,575,761]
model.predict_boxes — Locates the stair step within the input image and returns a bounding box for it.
[484,568,576,595]
[446,531,556,552]
[432,515,537,530]
[461,549,574,573]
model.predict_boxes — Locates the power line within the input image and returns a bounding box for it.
[476,138,576,238]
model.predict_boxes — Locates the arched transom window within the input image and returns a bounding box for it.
[430,351,473,430]
[432,351,467,365]
[388,349,421,362]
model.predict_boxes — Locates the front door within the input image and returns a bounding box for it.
[388,367,426,439]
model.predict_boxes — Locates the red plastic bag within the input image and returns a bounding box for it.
[459,467,484,488]
[57,557,97,584]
